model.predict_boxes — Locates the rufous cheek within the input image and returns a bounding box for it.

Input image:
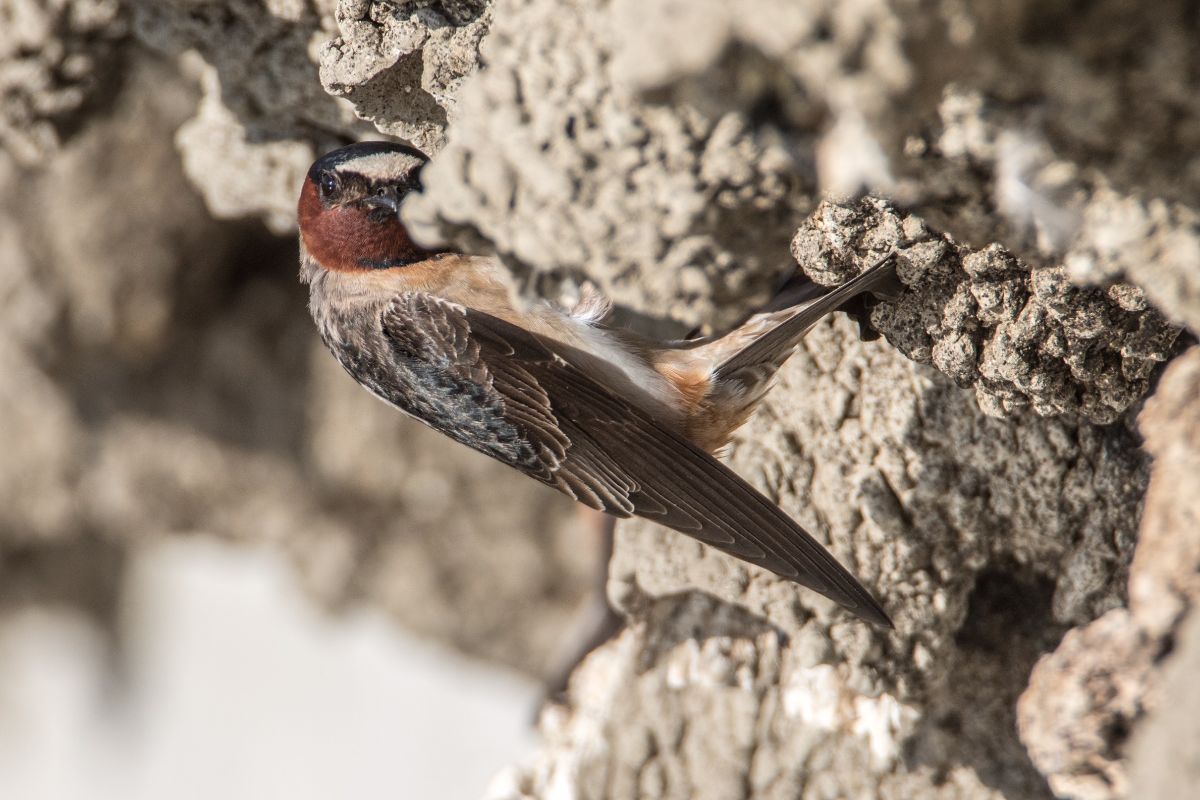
[298,179,423,272]
[298,179,339,266]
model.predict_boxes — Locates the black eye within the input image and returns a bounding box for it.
[319,172,337,197]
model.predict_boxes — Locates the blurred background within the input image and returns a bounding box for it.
[0,18,599,798]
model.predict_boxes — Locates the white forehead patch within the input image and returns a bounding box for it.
[335,151,423,183]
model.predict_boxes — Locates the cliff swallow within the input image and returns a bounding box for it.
[298,141,897,628]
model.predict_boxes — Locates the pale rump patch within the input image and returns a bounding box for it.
[656,362,711,411]
[654,356,761,453]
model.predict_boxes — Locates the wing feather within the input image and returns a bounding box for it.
[376,293,890,627]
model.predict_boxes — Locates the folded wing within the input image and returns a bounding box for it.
[380,293,891,627]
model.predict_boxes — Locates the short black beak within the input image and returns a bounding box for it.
[361,192,401,218]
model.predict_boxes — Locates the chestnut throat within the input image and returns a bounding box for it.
[298,179,440,272]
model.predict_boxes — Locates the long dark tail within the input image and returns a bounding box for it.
[714,253,899,380]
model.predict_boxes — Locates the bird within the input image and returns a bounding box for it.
[298,141,899,628]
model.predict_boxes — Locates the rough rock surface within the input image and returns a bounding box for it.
[1127,607,1200,800]
[0,0,125,163]
[3,0,1200,798]
[403,0,826,326]
[1018,348,1200,800]
[319,0,492,151]
[793,197,1180,424]
[1066,191,1200,333]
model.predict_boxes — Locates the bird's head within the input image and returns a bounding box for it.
[298,141,444,272]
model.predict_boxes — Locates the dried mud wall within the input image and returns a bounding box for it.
[3,1,1200,798]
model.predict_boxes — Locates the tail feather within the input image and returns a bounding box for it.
[714,253,899,381]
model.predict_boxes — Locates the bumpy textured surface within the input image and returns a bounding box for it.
[3,0,1200,797]
[793,198,1180,424]
[319,0,491,151]
[1127,607,1200,800]
[0,0,125,163]
[1066,191,1200,333]
[402,0,829,326]
[1019,348,1200,800]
